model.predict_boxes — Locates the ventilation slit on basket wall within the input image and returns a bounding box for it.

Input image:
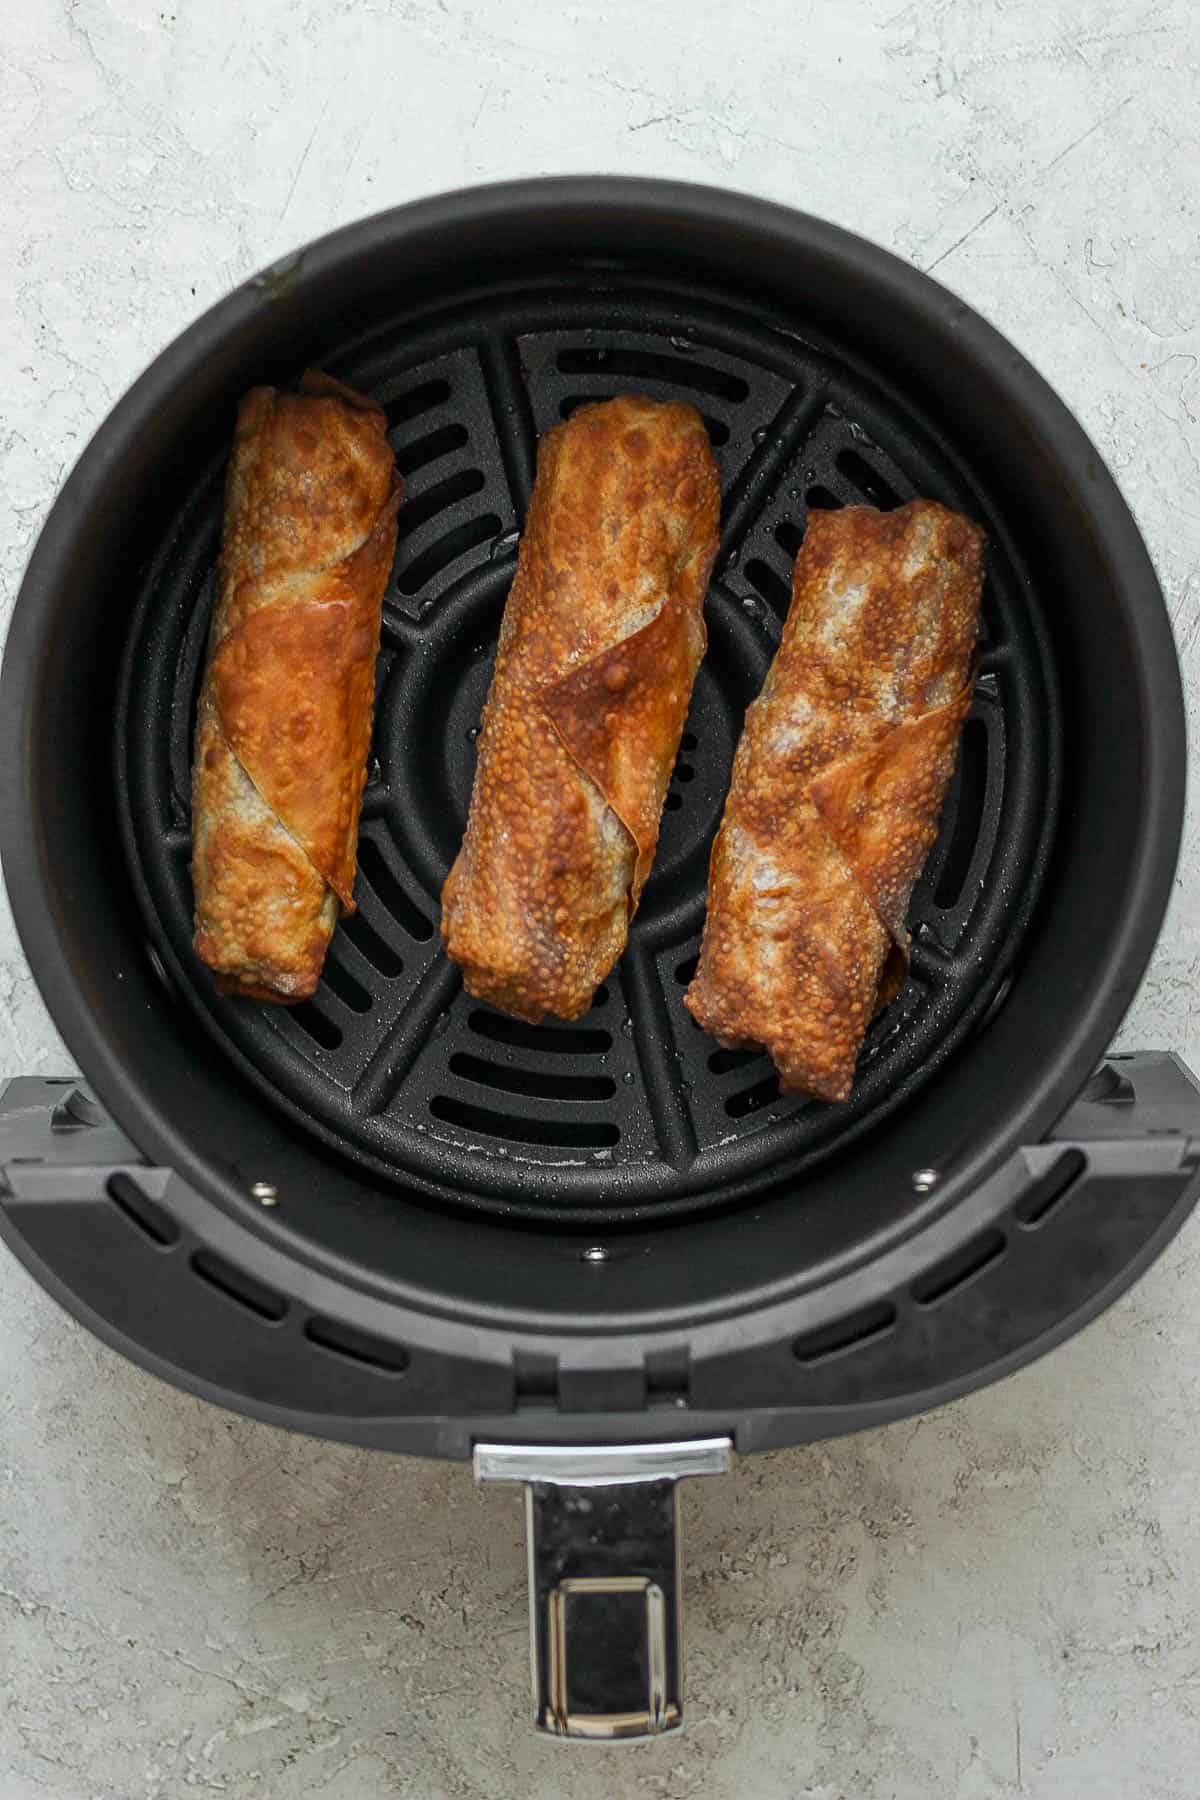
[1015,1149,1087,1228]
[911,1228,1005,1307]
[191,1250,288,1322]
[106,1173,181,1248]
[305,1316,410,1374]
[793,1299,897,1365]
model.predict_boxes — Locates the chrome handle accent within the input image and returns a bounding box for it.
[475,1437,731,1741]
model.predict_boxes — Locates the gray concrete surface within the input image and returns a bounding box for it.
[3,0,1200,1793]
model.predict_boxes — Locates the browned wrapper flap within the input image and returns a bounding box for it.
[541,592,705,904]
[299,367,389,416]
[211,487,400,911]
[808,684,973,1024]
[810,684,974,946]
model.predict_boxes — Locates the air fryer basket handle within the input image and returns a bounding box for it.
[475,1440,731,1740]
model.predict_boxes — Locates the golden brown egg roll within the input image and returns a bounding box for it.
[685,499,984,1102]
[441,395,720,1021]
[192,370,401,1002]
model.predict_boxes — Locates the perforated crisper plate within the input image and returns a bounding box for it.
[117,269,1058,1222]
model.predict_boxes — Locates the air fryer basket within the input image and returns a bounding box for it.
[116,257,1054,1222]
[1,181,1193,1738]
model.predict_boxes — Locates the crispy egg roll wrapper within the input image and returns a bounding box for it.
[192,370,401,1002]
[441,395,720,1021]
[685,499,983,1102]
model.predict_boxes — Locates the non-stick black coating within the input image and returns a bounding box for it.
[0,180,1184,1350]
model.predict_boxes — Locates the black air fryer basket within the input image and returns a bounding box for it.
[2,179,1196,1741]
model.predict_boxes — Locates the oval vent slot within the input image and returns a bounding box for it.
[357,840,434,942]
[468,1010,611,1057]
[289,1002,343,1051]
[338,909,404,978]
[556,347,750,403]
[385,377,451,428]
[394,422,469,477]
[394,468,486,541]
[794,1299,897,1365]
[429,1095,620,1148]
[321,955,373,1014]
[450,1052,616,1102]
[191,1250,288,1322]
[835,449,902,510]
[106,1173,180,1248]
[305,1315,409,1374]
[912,1228,1005,1308]
[1015,1148,1087,1228]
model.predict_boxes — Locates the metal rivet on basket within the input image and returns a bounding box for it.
[582,1245,610,1264]
[912,1168,939,1193]
[251,1182,279,1207]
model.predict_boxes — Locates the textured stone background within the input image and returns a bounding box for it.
[2,1,1200,1794]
